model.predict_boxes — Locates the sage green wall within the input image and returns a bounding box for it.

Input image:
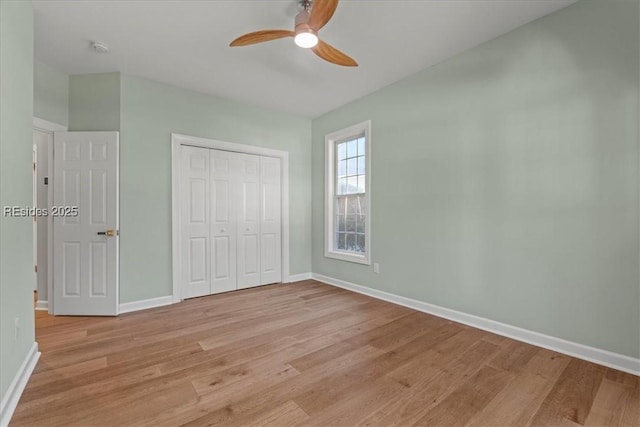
[312,0,639,358]
[118,75,311,303]
[0,0,36,399]
[34,60,68,126]
[69,72,120,131]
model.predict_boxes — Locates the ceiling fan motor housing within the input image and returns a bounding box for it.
[294,9,316,36]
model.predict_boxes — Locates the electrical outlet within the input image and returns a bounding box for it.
[14,317,20,340]
[373,263,380,274]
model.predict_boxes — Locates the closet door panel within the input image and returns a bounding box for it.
[210,150,237,293]
[260,156,282,284]
[181,146,211,299]
[237,154,261,289]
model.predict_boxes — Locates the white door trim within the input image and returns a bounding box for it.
[33,117,67,314]
[33,117,67,133]
[171,133,290,303]
[32,144,38,291]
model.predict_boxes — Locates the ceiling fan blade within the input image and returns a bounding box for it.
[312,40,358,67]
[307,0,339,31]
[230,30,294,47]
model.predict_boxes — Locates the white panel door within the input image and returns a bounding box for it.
[260,156,282,285]
[53,132,119,315]
[180,146,211,299]
[236,153,261,289]
[210,150,237,294]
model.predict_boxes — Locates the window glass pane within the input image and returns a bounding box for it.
[347,176,358,194]
[356,215,365,233]
[347,197,358,214]
[357,137,365,157]
[336,197,345,215]
[358,195,367,215]
[337,232,346,250]
[338,178,347,195]
[346,215,356,232]
[338,159,347,178]
[347,139,358,158]
[347,158,358,176]
[357,175,365,193]
[357,155,365,175]
[337,142,347,161]
[356,234,365,252]
[337,214,345,232]
[346,233,356,251]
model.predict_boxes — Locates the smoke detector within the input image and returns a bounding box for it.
[91,41,109,54]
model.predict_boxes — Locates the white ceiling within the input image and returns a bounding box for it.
[33,0,576,118]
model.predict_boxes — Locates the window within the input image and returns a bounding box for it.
[325,121,371,264]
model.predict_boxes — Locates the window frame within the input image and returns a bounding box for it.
[324,120,371,265]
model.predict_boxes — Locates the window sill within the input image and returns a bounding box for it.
[324,250,370,265]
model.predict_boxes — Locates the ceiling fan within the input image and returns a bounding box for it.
[229,0,358,67]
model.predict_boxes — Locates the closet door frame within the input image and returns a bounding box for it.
[171,133,290,303]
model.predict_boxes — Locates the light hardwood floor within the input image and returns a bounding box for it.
[11,280,639,426]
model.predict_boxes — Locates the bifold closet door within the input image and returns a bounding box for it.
[181,148,238,299]
[236,154,282,288]
[180,146,211,299]
[181,146,282,298]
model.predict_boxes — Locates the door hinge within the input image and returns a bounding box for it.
[34,265,37,273]
[33,162,36,171]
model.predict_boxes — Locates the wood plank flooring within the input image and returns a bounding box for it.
[11,280,639,426]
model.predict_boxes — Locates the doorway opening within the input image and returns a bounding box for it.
[32,118,67,313]
[33,120,120,316]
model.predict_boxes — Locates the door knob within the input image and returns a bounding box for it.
[97,229,117,237]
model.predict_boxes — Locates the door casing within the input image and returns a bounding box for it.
[33,144,38,292]
[33,117,67,314]
[171,133,290,302]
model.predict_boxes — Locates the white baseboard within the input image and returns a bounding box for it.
[286,272,312,282]
[35,300,48,311]
[312,273,640,376]
[118,295,175,314]
[0,342,40,427]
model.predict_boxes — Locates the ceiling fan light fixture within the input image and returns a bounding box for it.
[229,0,358,66]
[294,30,318,48]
